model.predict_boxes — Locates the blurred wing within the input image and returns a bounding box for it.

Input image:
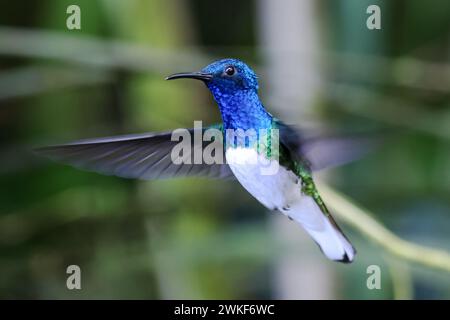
[35,126,234,180]
[276,119,378,171]
[299,134,376,171]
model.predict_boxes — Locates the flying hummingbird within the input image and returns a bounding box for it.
[37,58,373,263]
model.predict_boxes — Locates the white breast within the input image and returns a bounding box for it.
[225,147,301,210]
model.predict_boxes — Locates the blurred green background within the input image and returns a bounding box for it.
[0,0,449,299]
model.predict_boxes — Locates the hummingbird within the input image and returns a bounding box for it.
[37,58,368,263]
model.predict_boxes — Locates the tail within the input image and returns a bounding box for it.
[284,196,356,263]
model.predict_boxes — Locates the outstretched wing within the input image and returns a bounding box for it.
[35,125,234,180]
[275,119,378,171]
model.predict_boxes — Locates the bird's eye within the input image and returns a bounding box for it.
[224,66,235,76]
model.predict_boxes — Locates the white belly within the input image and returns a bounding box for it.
[225,147,301,210]
[226,148,356,262]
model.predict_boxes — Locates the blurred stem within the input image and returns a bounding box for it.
[385,255,413,300]
[1,27,449,140]
[1,26,449,93]
[326,83,450,141]
[318,182,450,273]
[0,26,209,74]
[0,66,112,100]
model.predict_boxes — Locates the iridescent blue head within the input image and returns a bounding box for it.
[166,58,271,130]
[201,58,259,92]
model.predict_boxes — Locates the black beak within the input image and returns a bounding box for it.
[165,72,213,82]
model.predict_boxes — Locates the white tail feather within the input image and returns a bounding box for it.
[285,197,356,263]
